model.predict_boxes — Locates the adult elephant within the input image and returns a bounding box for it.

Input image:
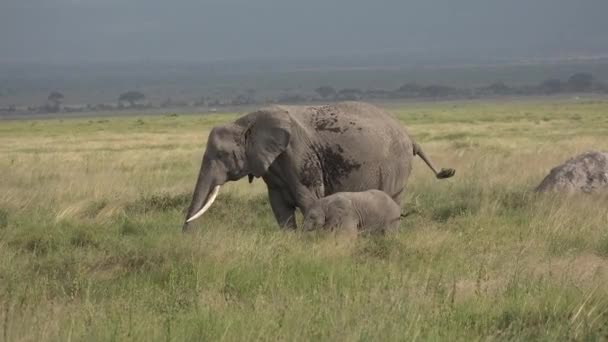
[182,101,454,232]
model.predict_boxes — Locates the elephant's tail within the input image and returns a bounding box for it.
[412,142,455,179]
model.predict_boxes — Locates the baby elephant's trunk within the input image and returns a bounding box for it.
[413,142,456,179]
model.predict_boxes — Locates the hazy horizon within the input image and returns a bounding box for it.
[2,0,608,65]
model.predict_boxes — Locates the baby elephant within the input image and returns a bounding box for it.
[303,190,404,234]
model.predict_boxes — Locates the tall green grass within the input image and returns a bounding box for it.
[1,99,608,341]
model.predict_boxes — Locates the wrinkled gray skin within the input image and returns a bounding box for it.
[302,190,403,234]
[183,101,455,232]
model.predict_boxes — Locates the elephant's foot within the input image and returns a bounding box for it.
[436,168,456,179]
[279,216,297,230]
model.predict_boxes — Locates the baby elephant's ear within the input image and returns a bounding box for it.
[244,110,292,177]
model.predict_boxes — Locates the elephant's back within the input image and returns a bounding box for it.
[292,101,409,141]
[291,102,414,198]
[312,101,412,156]
[329,101,402,125]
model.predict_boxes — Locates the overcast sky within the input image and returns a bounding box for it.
[1,0,607,64]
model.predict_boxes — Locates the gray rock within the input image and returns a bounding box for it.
[536,151,608,193]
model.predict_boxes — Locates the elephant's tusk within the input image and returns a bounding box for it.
[186,185,221,223]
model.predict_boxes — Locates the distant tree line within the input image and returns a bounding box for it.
[314,73,606,101]
[1,72,607,115]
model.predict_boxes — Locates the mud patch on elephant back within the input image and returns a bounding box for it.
[312,106,349,133]
[315,119,343,133]
[317,144,362,192]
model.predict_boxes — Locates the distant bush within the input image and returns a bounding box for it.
[45,91,65,113]
[567,73,594,92]
[119,91,146,107]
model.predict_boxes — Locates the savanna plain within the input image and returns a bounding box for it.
[1,99,608,341]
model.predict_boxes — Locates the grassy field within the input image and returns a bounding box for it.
[1,99,608,341]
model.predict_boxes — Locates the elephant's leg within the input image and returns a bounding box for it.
[390,187,404,205]
[268,188,297,229]
[340,215,359,234]
[324,215,341,231]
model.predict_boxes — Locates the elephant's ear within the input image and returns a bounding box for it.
[245,110,292,177]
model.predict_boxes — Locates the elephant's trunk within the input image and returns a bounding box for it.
[183,161,225,232]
